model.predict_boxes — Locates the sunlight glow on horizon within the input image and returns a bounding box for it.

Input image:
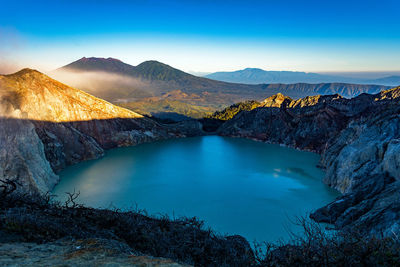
[1,0,399,74]
[6,33,400,74]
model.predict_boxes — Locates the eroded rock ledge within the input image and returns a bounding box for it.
[217,88,400,236]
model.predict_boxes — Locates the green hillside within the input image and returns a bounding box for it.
[207,100,261,121]
[119,99,215,119]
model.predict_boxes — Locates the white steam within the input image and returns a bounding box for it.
[48,70,155,102]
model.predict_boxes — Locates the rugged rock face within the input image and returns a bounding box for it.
[217,87,400,236]
[0,118,59,194]
[1,67,399,238]
[0,69,202,194]
[218,93,350,152]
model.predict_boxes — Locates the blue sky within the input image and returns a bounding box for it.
[1,0,399,73]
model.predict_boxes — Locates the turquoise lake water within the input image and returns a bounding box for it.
[53,136,339,243]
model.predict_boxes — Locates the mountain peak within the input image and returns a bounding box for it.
[136,60,174,69]
[4,68,45,80]
[56,57,196,86]
[261,93,292,107]
[59,57,136,74]
[78,57,122,63]
[376,86,400,100]
[1,68,142,121]
[135,60,189,81]
[11,68,41,75]
[242,68,265,72]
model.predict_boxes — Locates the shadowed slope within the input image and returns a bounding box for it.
[0,69,203,194]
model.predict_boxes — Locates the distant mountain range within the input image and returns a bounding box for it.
[52,57,391,111]
[205,68,400,86]
[371,75,400,86]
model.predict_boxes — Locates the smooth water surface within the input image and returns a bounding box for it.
[53,136,339,243]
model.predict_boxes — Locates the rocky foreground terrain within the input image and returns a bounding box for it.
[217,87,400,236]
[0,237,188,267]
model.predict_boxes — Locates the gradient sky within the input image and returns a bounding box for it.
[1,0,399,74]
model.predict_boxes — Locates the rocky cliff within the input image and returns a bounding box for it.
[217,88,400,236]
[0,69,203,194]
[1,68,399,238]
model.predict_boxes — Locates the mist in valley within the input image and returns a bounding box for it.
[49,70,155,102]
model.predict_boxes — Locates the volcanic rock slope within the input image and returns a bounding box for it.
[0,69,201,194]
[1,67,399,238]
[218,88,400,236]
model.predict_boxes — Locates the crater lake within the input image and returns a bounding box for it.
[53,136,339,243]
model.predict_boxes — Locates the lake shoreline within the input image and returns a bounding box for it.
[53,136,339,243]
